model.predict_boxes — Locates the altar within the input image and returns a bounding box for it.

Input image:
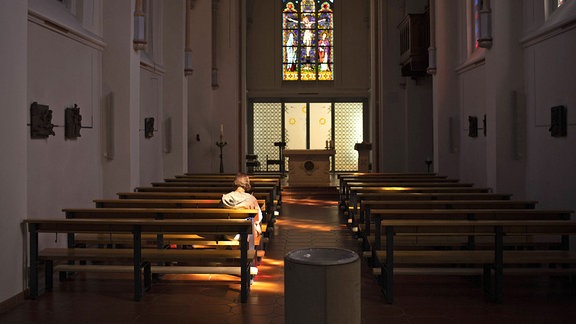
[284,149,335,186]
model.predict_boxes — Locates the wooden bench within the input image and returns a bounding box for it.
[25,218,254,302]
[170,174,282,198]
[355,200,538,235]
[133,185,279,210]
[148,182,281,206]
[339,176,456,199]
[345,187,494,216]
[372,219,576,303]
[93,198,269,223]
[88,200,270,251]
[180,173,282,180]
[63,207,262,250]
[368,208,572,242]
[94,198,266,209]
[343,192,514,222]
[116,191,278,217]
[165,176,281,186]
[340,180,471,206]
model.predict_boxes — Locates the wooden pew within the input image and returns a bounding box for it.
[342,180,472,198]
[337,173,449,199]
[63,207,261,250]
[345,187,495,216]
[173,174,283,193]
[339,178,461,204]
[148,181,281,204]
[166,176,281,185]
[368,208,572,243]
[90,199,270,251]
[25,218,254,302]
[117,191,277,214]
[133,185,278,207]
[180,173,282,179]
[347,192,513,219]
[356,200,538,236]
[94,198,264,208]
[64,207,258,220]
[372,218,576,303]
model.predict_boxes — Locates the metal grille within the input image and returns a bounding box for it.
[334,102,363,171]
[253,103,283,171]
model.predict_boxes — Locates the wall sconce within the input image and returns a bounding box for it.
[30,102,55,139]
[427,0,437,75]
[185,0,194,76]
[133,0,147,51]
[184,49,194,76]
[549,105,567,137]
[64,104,82,140]
[211,68,219,88]
[478,0,493,49]
[468,116,478,138]
[103,93,115,160]
[144,117,155,138]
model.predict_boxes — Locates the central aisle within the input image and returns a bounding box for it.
[248,199,388,323]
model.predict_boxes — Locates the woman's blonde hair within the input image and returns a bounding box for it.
[233,172,251,191]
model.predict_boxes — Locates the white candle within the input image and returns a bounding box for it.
[220,124,224,138]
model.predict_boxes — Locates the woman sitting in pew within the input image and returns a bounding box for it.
[221,172,263,237]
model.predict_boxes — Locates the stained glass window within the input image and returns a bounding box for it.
[282,1,334,81]
[473,0,482,49]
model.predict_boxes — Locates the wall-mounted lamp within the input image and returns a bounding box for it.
[144,117,155,138]
[211,68,219,88]
[64,104,82,140]
[133,0,147,51]
[185,50,194,76]
[30,102,55,139]
[549,105,567,137]
[427,0,437,75]
[468,116,478,138]
[425,157,433,173]
[184,0,194,76]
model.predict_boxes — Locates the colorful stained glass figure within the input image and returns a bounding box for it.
[282,0,334,81]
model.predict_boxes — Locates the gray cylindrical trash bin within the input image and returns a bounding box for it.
[284,247,360,324]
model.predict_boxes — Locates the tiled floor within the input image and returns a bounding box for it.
[1,197,576,323]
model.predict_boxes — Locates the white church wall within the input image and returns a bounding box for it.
[186,0,243,174]
[523,26,576,211]
[162,0,188,178]
[27,17,104,251]
[139,68,164,185]
[458,64,488,187]
[101,0,143,195]
[0,0,28,307]
[26,25,103,210]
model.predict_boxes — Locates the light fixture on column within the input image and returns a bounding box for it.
[478,0,493,49]
[211,68,219,88]
[184,0,194,76]
[427,0,437,75]
[185,50,194,76]
[133,0,147,51]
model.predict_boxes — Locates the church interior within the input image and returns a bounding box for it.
[1,0,576,322]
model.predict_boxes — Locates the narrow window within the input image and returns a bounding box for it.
[473,0,482,49]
